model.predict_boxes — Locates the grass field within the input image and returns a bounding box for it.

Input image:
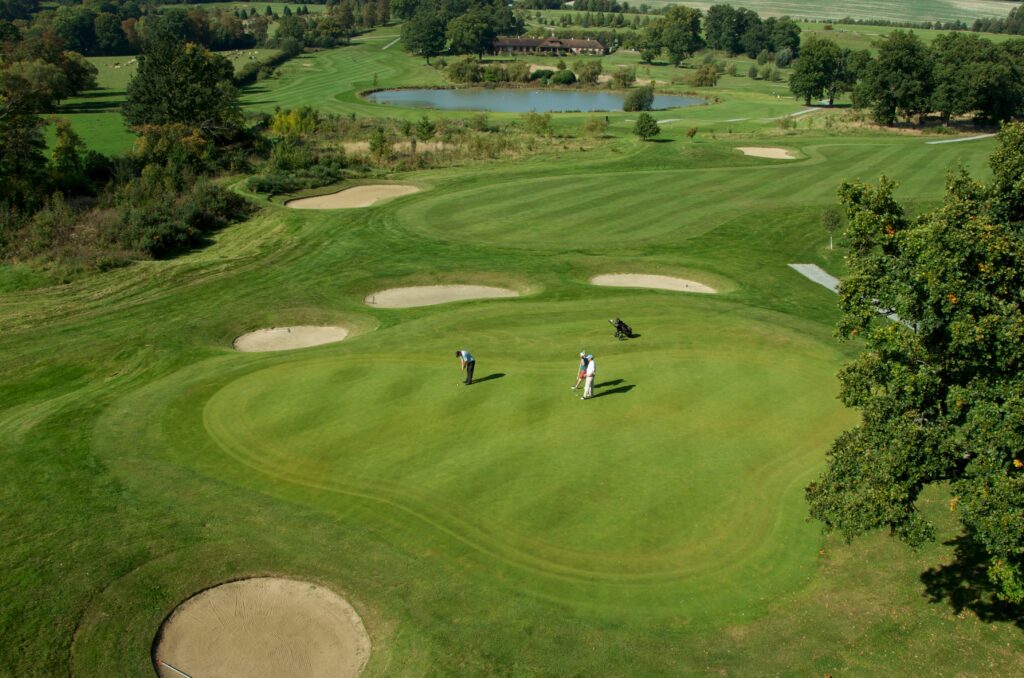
[6,62,1024,671]
[646,0,1021,23]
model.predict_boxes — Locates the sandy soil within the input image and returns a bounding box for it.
[591,274,716,294]
[233,326,349,352]
[286,185,420,209]
[736,147,797,160]
[365,285,519,308]
[154,577,370,678]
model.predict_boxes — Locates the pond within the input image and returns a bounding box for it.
[365,88,705,113]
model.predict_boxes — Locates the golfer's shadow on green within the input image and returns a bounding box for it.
[592,379,635,398]
[473,373,505,384]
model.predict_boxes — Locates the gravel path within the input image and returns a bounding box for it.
[788,264,839,292]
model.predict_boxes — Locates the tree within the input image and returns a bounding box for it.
[50,118,87,192]
[123,28,242,139]
[0,93,47,206]
[820,205,841,250]
[789,35,841,106]
[574,59,602,85]
[446,7,494,58]
[659,5,703,66]
[633,112,660,140]
[401,9,445,64]
[931,32,1022,123]
[369,126,390,158]
[853,31,933,125]
[806,122,1024,605]
[415,115,435,141]
[611,67,635,88]
[623,85,654,111]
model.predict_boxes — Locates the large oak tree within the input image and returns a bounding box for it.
[808,123,1024,604]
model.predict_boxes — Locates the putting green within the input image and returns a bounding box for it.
[132,300,854,619]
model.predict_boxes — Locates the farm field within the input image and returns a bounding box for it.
[644,0,1021,23]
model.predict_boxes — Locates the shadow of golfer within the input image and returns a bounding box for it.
[473,373,506,384]
[594,379,623,388]
[592,384,635,398]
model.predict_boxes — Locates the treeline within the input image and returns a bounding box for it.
[1,21,258,271]
[823,6,1024,36]
[790,31,1024,125]
[0,0,386,57]
[538,11,653,30]
[399,0,521,62]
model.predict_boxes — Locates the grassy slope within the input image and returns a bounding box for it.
[4,47,1023,671]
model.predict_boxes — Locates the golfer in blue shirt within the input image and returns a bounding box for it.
[456,349,475,385]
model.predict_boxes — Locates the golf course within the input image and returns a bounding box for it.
[3,6,1024,676]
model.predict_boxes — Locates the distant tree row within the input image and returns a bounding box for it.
[0,0,387,57]
[790,31,1024,125]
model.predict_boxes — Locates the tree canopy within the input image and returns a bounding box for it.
[807,123,1024,604]
[122,27,242,139]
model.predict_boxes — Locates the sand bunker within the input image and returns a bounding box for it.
[233,326,349,352]
[736,147,797,160]
[154,577,370,678]
[365,284,519,308]
[591,274,716,294]
[286,185,420,209]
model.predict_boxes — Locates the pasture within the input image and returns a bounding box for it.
[4,92,1023,672]
[646,0,1021,23]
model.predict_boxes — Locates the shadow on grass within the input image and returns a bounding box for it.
[919,532,1024,629]
[472,373,505,384]
[594,379,623,389]
[592,384,634,398]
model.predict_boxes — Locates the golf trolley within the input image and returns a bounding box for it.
[609,317,634,340]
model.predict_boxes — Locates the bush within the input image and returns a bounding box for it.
[574,60,602,85]
[506,61,531,83]
[611,67,636,88]
[690,64,720,87]
[776,47,793,68]
[747,64,759,79]
[726,63,737,76]
[448,57,482,83]
[583,116,609,137]
[550,69,577,85]
[529,69,554,81]
[633,112,660,140]
[623,85,654,111]
[522,111,553,136]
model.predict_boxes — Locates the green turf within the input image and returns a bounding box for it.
[646,0,1020,23]
[4,89,1022,675]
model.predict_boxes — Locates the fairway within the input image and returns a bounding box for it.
[5,15,1024,678]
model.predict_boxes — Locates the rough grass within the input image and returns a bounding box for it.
[3,102,1022,675]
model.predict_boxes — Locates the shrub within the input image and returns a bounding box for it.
[506,61,531,82]
[690,64,720,87]
[574,60,602,85]
[623,85,654,111]
[611,67,636,88]
[748,64,759,79]
[776,47,793,68]
[757,49,771,65]
[633,113,660,140]
[522,111,553,136]
[416,116,436,141]
[583,116,609,137]
[529,69,554,81]
[726,63,737,76]
[447,57,482,83]
[550,69,577,85]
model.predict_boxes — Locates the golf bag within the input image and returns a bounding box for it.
[609,318,633,340]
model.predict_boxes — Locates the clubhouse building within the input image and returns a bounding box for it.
[492,36,608,56]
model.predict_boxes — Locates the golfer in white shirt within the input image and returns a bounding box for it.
[581,354,596,400]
